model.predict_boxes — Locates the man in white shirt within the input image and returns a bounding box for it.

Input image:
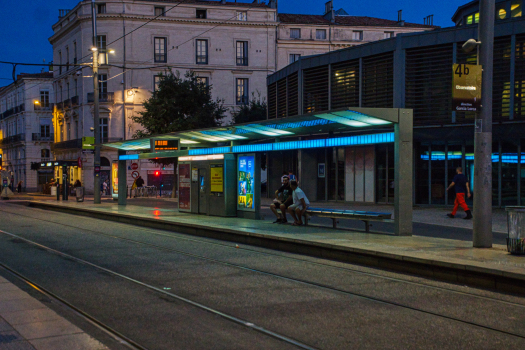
[287,180,310,226]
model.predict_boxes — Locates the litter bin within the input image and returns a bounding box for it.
[76,187,85,202]
[50,186,57,196]
[506,206,525,255]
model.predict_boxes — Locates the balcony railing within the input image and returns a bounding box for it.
[58,9,70,19]
[56,101,64,110]
[63,99,71,109]
[87,92,114,103]
[32,133,54,141]
[0,133,25,145]
[34,103,54,111]
[51,138,82,151]
[71,95,79,106]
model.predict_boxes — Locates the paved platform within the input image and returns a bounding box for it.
[0,275,108,350]
[23,199,525,295]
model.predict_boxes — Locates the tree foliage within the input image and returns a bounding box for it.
[231,91,267,125]
[132,70,226,138]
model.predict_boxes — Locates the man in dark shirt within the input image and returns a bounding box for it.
[446,167,472,219]
[270,176,293,223]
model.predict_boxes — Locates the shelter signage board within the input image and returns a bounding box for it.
[152,139,179,152]
[210,164,224,193]
[82,137,95,150]
[179,164,191,210]
[452,64,482,112]
[237,155,255,211]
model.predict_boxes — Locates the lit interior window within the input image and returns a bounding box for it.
[474,13,479,23]
[466,15,473,25]
[512,0,522,17]
[499,8,507,19]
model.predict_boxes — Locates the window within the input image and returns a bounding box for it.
[236,41,248,66]
[154,37,167,63]
[98,74,107,99]
[75,120,78,139]
[290,28,301,39]
[67,122,71,140]
[316,29,327,40]
[475,12,480,23]
[73,41,77,64]
[353,31,363,41]
[512,0,522,17]
[196,77,209,87]
[96,35,107,50]
[237,11,247,21]
[40,91,50,107]
[65,47,69,71]
[155,7,165,16]
[466,14,473,25]
[196,39,208,64]
[289,54,301,64]
[154,75,163,91]
[41,149,50,158]
[74,79,78,96]
[58,51,62,74]
[100,118,108,142]
[66,82,70,99]
[40,125,50,138]
[97,3,106,14]
[498,7,507,20]
[196,9,206,19]
[384,32,394,39]
[236,78,249,105]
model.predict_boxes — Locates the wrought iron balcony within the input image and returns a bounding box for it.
[87,92,114,103]
[32,133,54,141]
[34,103,54,111]
[56,102,64,110]
[0,133,25,145]
[51,138,82,151]
[63,99,71,109]
[71,95,79,106]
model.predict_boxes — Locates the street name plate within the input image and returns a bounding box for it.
[452,64,482,112]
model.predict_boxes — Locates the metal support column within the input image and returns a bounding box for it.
[473,0,494,247]
[395,109,413,236]
[118,150,127,206]
[92,0,101,204]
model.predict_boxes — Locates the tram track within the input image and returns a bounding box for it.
[0,208,525,342]
[2,205,524,309]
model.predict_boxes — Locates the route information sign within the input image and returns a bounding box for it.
[452,64,482,112]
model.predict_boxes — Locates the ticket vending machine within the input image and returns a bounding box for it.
[178,154,236,217]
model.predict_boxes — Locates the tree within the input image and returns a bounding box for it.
[132,70,226,138]
[231,90,267,124]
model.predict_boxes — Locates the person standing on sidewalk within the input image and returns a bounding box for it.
[446,167,472,220]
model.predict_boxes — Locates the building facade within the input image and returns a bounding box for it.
[46,0,433,194]
[267,0,525,207]
[0,73,55,192]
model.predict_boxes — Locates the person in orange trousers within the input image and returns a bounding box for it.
[446,167,472,220]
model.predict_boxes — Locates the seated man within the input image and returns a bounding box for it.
[288,180,310,226]
[270,176,293,223]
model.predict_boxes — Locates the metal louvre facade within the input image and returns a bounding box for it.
[362,53,394,108]
[303,65,329,113]
[331,59,360,109]
[406,44,453,126]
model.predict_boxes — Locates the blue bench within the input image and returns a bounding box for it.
[303,208,393,232]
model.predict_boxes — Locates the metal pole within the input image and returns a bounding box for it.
[473,0,494,247]
[92,0,101,204]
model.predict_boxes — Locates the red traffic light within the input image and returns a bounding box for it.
[155,171,160,176]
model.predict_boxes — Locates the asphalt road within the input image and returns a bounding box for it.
[0,202,524,350]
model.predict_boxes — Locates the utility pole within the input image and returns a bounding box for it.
[92,0,101,204]
[473,0,494,247]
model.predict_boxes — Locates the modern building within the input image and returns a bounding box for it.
[0,73,55,192]
[267,0,525,207]
[46,0,433,194]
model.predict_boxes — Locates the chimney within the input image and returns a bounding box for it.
[423,15,434,26]
[397,10,405,26]
[269,0,278,9]
[323,1,335,23]
[221,0,226,4]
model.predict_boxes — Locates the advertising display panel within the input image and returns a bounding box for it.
[111,162,118,199]
[452,64,482,112]
[179,164,191,210]
[210,164,224,192]
[237,155,255,211]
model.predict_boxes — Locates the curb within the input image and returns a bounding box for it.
[27,201,525,296]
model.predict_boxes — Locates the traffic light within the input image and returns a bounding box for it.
[155,171,160,176]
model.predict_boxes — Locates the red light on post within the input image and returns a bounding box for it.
[155,171,160,176]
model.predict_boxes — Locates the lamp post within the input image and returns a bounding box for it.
[92,0,101,204]
[473,0,495,247]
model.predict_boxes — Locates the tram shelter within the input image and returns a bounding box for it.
[103,107,413,236]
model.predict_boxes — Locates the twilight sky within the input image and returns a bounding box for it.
[0,0,467,87]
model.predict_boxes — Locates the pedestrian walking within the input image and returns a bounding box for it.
[446,167,472,220]
[17,180,22,193]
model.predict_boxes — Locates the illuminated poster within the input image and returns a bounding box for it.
[111,162,118,198]
[238,155,255,210]
[210,164,224,192]
[179,164,191,210]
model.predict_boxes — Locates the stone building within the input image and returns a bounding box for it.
[46,0,433,194]
[0,73,55,192]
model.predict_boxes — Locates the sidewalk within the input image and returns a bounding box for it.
[0,274,108,350]
[24,199,525,295]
